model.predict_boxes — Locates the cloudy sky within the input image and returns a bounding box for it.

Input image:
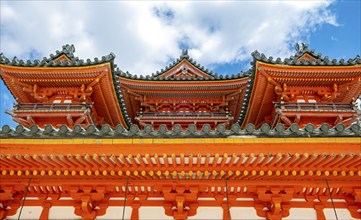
[1,0,360,127]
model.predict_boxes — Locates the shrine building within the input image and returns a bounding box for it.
[0,43,360,220]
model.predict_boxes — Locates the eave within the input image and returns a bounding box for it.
[1,137,360,182]
[119,76,249,90]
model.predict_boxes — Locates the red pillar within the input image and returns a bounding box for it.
[39,202,52,220]
[314,204,326,220]
[131,202,141,220]
[221,203,232,220]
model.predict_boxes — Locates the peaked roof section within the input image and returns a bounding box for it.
[0,45,132,128]
[116,49,247,81]
[238,43,361,127]
[116,50,250,127]
[50,44,76,63]
[154,49,214,79]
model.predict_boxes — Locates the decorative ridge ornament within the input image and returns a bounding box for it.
[180,49,189,59]
[295,42,308,53]
[62,44,76,55]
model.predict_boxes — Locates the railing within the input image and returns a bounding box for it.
[13,103,91,111]
[138,112,230,118]
[274,102,355,111]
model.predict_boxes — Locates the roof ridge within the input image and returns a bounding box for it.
[0,45,116,67]
[251,42,361,66]
[152,49,216,78]
[116,49,247,81]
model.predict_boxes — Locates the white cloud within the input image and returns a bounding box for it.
[0,0,338,75]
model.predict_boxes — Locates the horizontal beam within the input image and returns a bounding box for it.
[1,138,360,154]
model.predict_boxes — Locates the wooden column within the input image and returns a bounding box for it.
[221,203,231,220]
[39,202,52,220]
[314,204,326,220]
[130,202,141,220]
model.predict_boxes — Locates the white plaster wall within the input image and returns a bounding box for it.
[5,206,357,220]
[324,208,356,220]
[284,208,316,219]
[6,206,43,220]
[188,207,223,219]
[138,207,173,220]
[230,207,262,219]
[97,207,132,219]
[48,207,79,219]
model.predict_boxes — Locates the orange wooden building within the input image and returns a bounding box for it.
[0,43,360,220]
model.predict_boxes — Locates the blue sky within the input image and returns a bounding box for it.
[1,0,360,128]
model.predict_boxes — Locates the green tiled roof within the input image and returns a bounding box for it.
[1,123,360,138]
